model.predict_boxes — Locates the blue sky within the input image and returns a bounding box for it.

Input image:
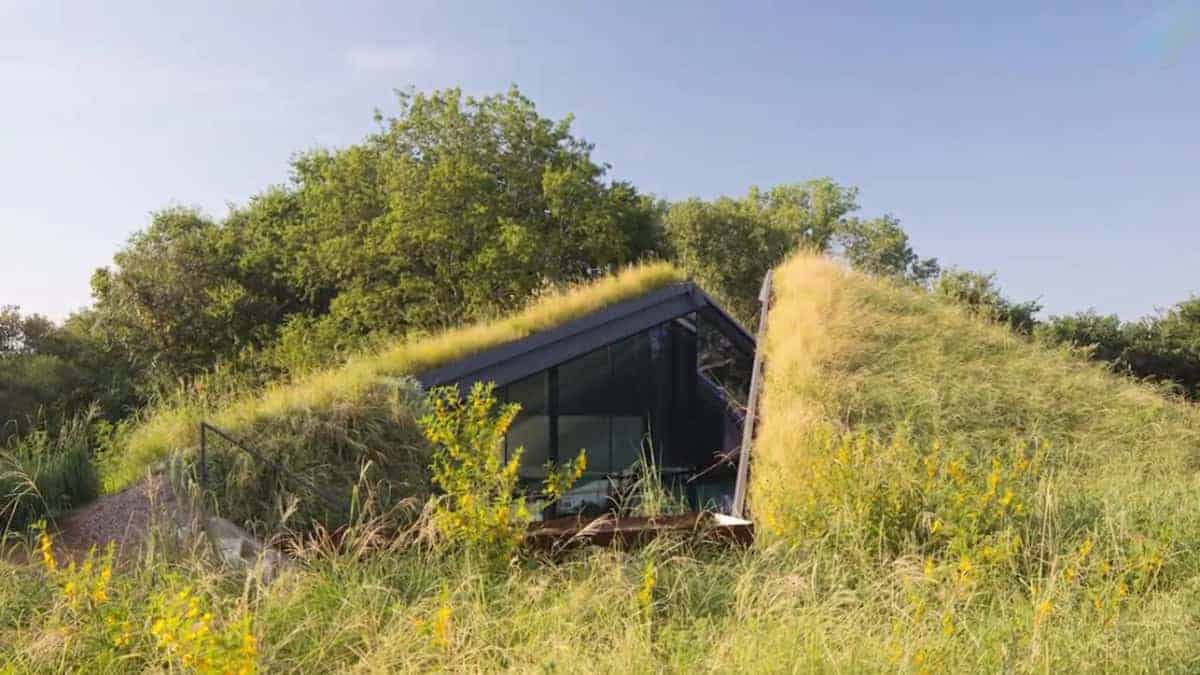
[1,1,1197,321]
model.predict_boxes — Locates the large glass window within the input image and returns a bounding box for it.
[496,313,753,516]
[558,415,611,473]
[558,347,611,413]
[508,415,550,479]
[612,416,645,470]
[502,372,550,479]
[556,415,647,475]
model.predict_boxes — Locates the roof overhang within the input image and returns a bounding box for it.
[417,282,754,390]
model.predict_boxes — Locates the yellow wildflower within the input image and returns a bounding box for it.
[39,534,57,572]
[1035,599,1053,625]
[1077,537,1094,559]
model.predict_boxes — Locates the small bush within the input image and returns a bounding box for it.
[1,410,99,532]
[419,383,584,562]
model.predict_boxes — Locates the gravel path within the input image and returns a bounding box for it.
[53,476,179,559]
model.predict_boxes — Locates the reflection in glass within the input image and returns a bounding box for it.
[558,415,611,473]
[508,415,550,479]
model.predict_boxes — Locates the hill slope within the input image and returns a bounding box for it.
[751,252,1200,668]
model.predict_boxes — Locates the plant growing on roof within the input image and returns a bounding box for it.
[418,382,585,562]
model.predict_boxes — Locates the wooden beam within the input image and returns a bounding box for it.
[731,271,772,519]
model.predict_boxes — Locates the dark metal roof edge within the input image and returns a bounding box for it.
[416,280,756,389]
[417,283,694,386]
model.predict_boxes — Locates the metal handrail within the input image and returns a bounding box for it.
[732,270,772,518]
[198,421,346,513]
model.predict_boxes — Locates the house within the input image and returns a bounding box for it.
[416,282,755,519]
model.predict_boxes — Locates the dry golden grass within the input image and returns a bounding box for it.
[749,251,1200,669]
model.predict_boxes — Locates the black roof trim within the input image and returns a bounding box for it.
[417,282,754,390]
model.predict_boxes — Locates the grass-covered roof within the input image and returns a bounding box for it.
[106,263,687,494]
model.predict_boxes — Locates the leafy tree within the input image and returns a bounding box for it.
[88,86,662,388]
[89,207,297,394]
[1035,311,1128,363]
[283,87,661,333]
[0,307,134,442]
[664,179,938,321]
[1,306,58,356]
[934,269,1042,335]
[664,179,859,320]
[835,214,939,284]
[1039,299,1200,398]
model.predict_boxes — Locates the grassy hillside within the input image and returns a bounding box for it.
[751,252,1200,668]
[102,262,686,525]
[6,253,1200,672]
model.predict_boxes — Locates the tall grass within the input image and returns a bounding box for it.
[4,508,1198,672]
[750,252,1200,669]
[105,262,686,496]
[1,410,99,533]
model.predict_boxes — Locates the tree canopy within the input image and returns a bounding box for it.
[664,180,938,320]
[85,87,665,391]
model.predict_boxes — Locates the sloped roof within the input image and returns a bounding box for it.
[417,282,754,389]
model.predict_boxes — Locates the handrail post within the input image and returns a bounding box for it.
[198,422,208,486]
[732,270,772,519]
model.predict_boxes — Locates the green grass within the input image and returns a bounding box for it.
[7,253,1200,672]
[1,411,99,533]
[104,262,687,498]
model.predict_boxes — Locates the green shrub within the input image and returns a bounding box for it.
[1,409,100,532]
[418,383,584,562]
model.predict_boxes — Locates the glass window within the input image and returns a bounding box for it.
[610,333,653,411]
[558,415,611,473]
[508,415,550,479]
[611,416,645,471]
[697,313,752,408]
[558,346,611,413]
[504,372,550,478]
[506,372,547,414]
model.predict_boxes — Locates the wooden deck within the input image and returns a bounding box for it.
[525,511,754,552]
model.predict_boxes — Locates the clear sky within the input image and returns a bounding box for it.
[2,0,1197,321]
